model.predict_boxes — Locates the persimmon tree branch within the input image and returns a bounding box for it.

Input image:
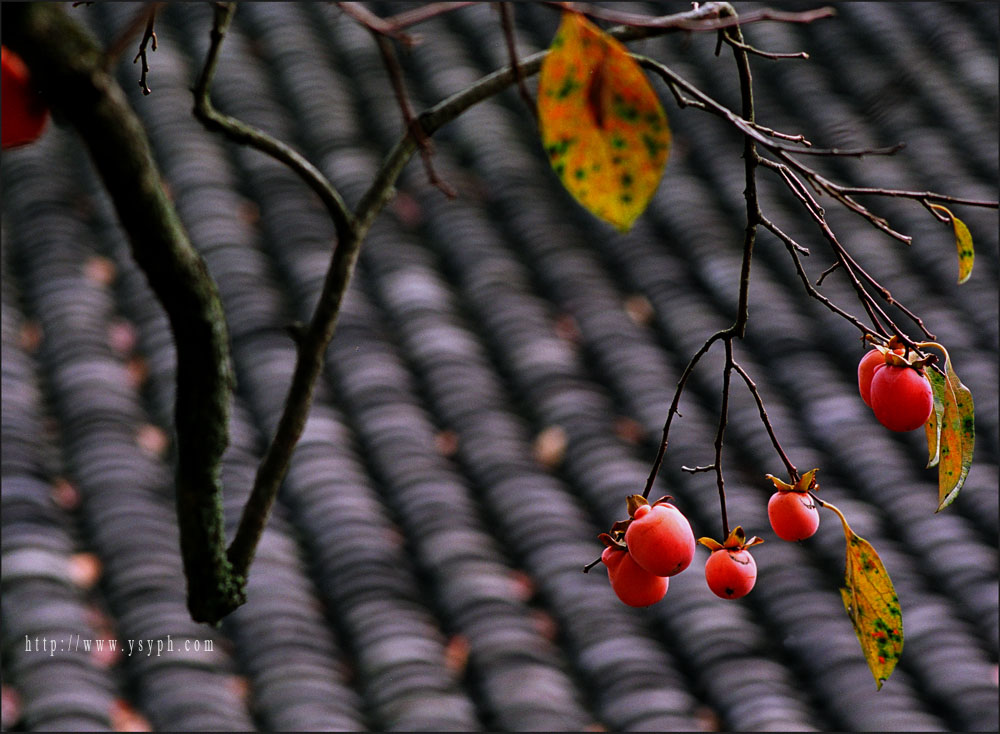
[12,0,953,623]
[1,2,244,624]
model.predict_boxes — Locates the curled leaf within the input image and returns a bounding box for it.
[537,11,671,231]
[928,203,974,284]
[924,368,945,469]
[824,502,903,690]
[917,342,975,510]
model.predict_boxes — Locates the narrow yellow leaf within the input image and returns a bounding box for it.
[537,11,671,231]
[928,203,975,284]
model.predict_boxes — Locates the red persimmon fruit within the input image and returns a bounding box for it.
[2,46,49,150]
[624,501,696,577]
[704,547,757,599]
[870,364,933,432]
[767,490,820,541]
[601,546,668,607]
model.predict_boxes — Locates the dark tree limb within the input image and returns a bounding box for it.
[2,2,244,624]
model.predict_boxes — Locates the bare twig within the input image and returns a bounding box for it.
[641,332,725,499]
[499,2,536,119]
[636,54,905,158]
[549,1,837,35]
[748,121,812,146]
[336,1,416,45]
[760,214,877,337]
[713,338,735,538]
[102,1,163,69]
[372,32,456,198]
[133,6,158,95]
[338,1,479,39]
[731,360,798,482]
[722,33,810,60]
[192,4,354,238]
[815,261,840,286]
[682,464,717,474]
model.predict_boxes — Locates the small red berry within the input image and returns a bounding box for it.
[601,546,668,607]
[768,490,820,541]
[704,547,757,599]
[870,364,933,432]
[2,46,49,150]
[624,502,696,577]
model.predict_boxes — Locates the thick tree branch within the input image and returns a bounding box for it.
[2,2,243,624]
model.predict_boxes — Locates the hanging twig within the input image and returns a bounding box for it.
[133,5,158,94]
[498,2,536,119]
[371,32,456,198]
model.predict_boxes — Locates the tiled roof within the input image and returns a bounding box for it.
[2,2,997,731]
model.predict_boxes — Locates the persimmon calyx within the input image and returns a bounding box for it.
[698,526,764,552]
[767,467,819,494]
[598,532,627,551]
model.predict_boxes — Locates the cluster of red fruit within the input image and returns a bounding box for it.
[600,497,696,606]
[601,475,823,606]
[600,342,935,609]
[2,46,49,150]
[857,345,934,432]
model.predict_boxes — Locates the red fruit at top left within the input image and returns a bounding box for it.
[2,46,49,149]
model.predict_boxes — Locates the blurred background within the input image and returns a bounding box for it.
[2,2,997,731]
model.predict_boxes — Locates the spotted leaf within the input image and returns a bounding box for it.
[928,203,974,284]
[918,342,975,510]
[537,11,670,231]
[826,503,903,690]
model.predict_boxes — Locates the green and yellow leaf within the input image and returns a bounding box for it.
[928,203,974,284]
[924,368,945,468]
[537,11,671,231]
[918,342,975,510]
[824,501,903,690]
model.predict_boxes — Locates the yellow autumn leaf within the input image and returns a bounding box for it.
[824,501,903,690]
[537,11,671,231]
[918,342,975,510]
[924,368,945,469]
[928,203,974,283]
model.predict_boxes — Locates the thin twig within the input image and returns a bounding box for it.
[636,54,903,158]
[372,32,456,198]
[731,360,798,481]
[749,121,812,146]
[102,1,163,70]
[723,33,810,60]
[834,186,998,209]
[336,1,415,44]
[192,4,355,238]
[499,2,536,119]
[338,1,479,39]
[641,332,726,499]
[548,1,837,35]
[713,338,735,538]
[133,5,157,95]
[682,464,717,474]
[760,214,877,337]
[816,261,839,286]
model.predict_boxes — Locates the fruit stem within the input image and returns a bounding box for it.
[582,556,603,573]
[810,493,851,537]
